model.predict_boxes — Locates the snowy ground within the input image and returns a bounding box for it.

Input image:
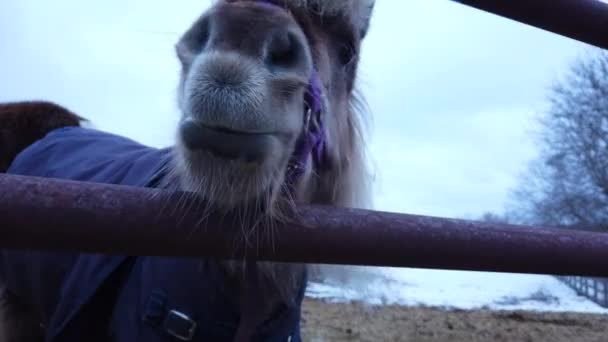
[306,267,608,314]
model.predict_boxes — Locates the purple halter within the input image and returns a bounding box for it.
[284,70,326,186]
[256,1,327,187]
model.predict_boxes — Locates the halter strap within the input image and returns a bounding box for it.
[285,70,326,186]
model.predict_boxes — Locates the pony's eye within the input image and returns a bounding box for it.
[337,42,356,66]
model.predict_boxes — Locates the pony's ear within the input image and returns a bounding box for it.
[0,101,84,172]
[356,0,375,39]
[280,0,376,39]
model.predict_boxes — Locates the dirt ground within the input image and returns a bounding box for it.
[300,298,608,342]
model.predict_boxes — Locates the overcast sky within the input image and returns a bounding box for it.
[0,0,593,219]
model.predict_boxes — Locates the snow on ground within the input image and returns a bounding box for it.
[306,267,608,314]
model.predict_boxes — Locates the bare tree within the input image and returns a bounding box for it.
[508,50,608,231]
[478,211,512,224]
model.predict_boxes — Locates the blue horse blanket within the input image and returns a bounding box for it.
[3,126,305,342]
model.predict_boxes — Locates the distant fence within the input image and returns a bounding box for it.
[557,276,608,308]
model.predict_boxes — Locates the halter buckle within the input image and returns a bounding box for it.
[164,309,197,341]
[304,107,312,130]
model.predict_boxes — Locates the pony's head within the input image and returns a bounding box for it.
[173,0,375,214]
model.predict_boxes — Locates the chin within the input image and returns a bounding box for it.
[173,137,292,211]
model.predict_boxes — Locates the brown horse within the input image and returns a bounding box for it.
[0,0,376,340]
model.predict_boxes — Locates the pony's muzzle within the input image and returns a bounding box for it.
[176,1,315,165]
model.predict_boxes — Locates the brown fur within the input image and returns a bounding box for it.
[0,101,83,341]
[0,288,44,342]
[0,101,84,173]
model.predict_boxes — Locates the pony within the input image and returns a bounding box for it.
[0,0,376,341]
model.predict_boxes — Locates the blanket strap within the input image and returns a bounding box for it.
[47,257,136,342]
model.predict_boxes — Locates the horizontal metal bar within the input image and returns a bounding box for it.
[1,173,608,277]
[451,0,608,50]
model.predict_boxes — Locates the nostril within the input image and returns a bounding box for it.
[266,30,301,70]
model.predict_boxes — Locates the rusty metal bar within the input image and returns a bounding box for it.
[451,0,608,50]
[2,173,608,276]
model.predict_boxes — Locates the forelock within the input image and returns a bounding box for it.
[209,0,375,35]
[283,0,374,16]
[282,0,375,36]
